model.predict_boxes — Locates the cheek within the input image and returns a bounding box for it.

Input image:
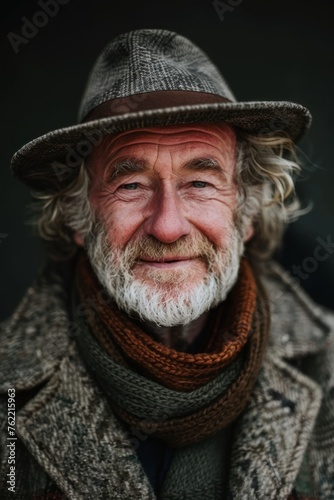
[195,219,234,248]
[92,195,146,247]
[187,202,236,247]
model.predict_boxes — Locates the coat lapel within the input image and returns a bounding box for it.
[15,342,157,500]
[227,352,322,500]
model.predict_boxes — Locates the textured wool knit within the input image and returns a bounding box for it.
[74,253,270,448]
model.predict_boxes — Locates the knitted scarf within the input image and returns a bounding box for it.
[74,253,270,449]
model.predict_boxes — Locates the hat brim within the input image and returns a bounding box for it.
[11,100,311,191]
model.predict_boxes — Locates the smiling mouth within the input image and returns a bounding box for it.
[139,255,199,262]
[138,256,199,267]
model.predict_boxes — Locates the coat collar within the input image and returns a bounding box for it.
[262,261,333,359]
[2,260,332,499]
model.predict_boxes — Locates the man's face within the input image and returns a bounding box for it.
[76,124,253,326]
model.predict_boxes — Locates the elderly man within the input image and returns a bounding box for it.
[0,29,333,500]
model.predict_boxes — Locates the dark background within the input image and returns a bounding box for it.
[0,0,333,320]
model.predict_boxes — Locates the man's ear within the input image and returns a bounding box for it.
[73,232,85,247]
[243,223,254,243]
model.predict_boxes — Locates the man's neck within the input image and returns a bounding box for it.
[143,311,211,351]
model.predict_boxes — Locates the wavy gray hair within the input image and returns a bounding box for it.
[30,131,304,261]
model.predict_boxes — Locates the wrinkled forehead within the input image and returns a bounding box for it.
[89,123,237,165]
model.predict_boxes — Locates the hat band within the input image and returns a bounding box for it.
[82,90,232,123]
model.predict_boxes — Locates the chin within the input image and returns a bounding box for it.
[133,261,207,286]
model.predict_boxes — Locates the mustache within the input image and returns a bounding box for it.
[122,234,218,265]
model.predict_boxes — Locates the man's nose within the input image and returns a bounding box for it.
[143,185,192,243]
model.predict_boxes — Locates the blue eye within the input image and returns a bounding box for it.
[192,181,207,188]
[122,183,138,190]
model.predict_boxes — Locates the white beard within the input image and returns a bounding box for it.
[86,224,244,327]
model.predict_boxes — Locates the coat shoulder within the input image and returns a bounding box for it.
[260,260,334,359]
[0,261,73,392]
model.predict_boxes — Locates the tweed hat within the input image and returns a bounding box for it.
[11,29,312,191]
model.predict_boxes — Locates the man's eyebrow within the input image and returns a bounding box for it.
[105,156,230,182]
[105,157,148,182]
[182,157,229,181]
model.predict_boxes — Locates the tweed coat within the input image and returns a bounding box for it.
[0,259,333,500]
